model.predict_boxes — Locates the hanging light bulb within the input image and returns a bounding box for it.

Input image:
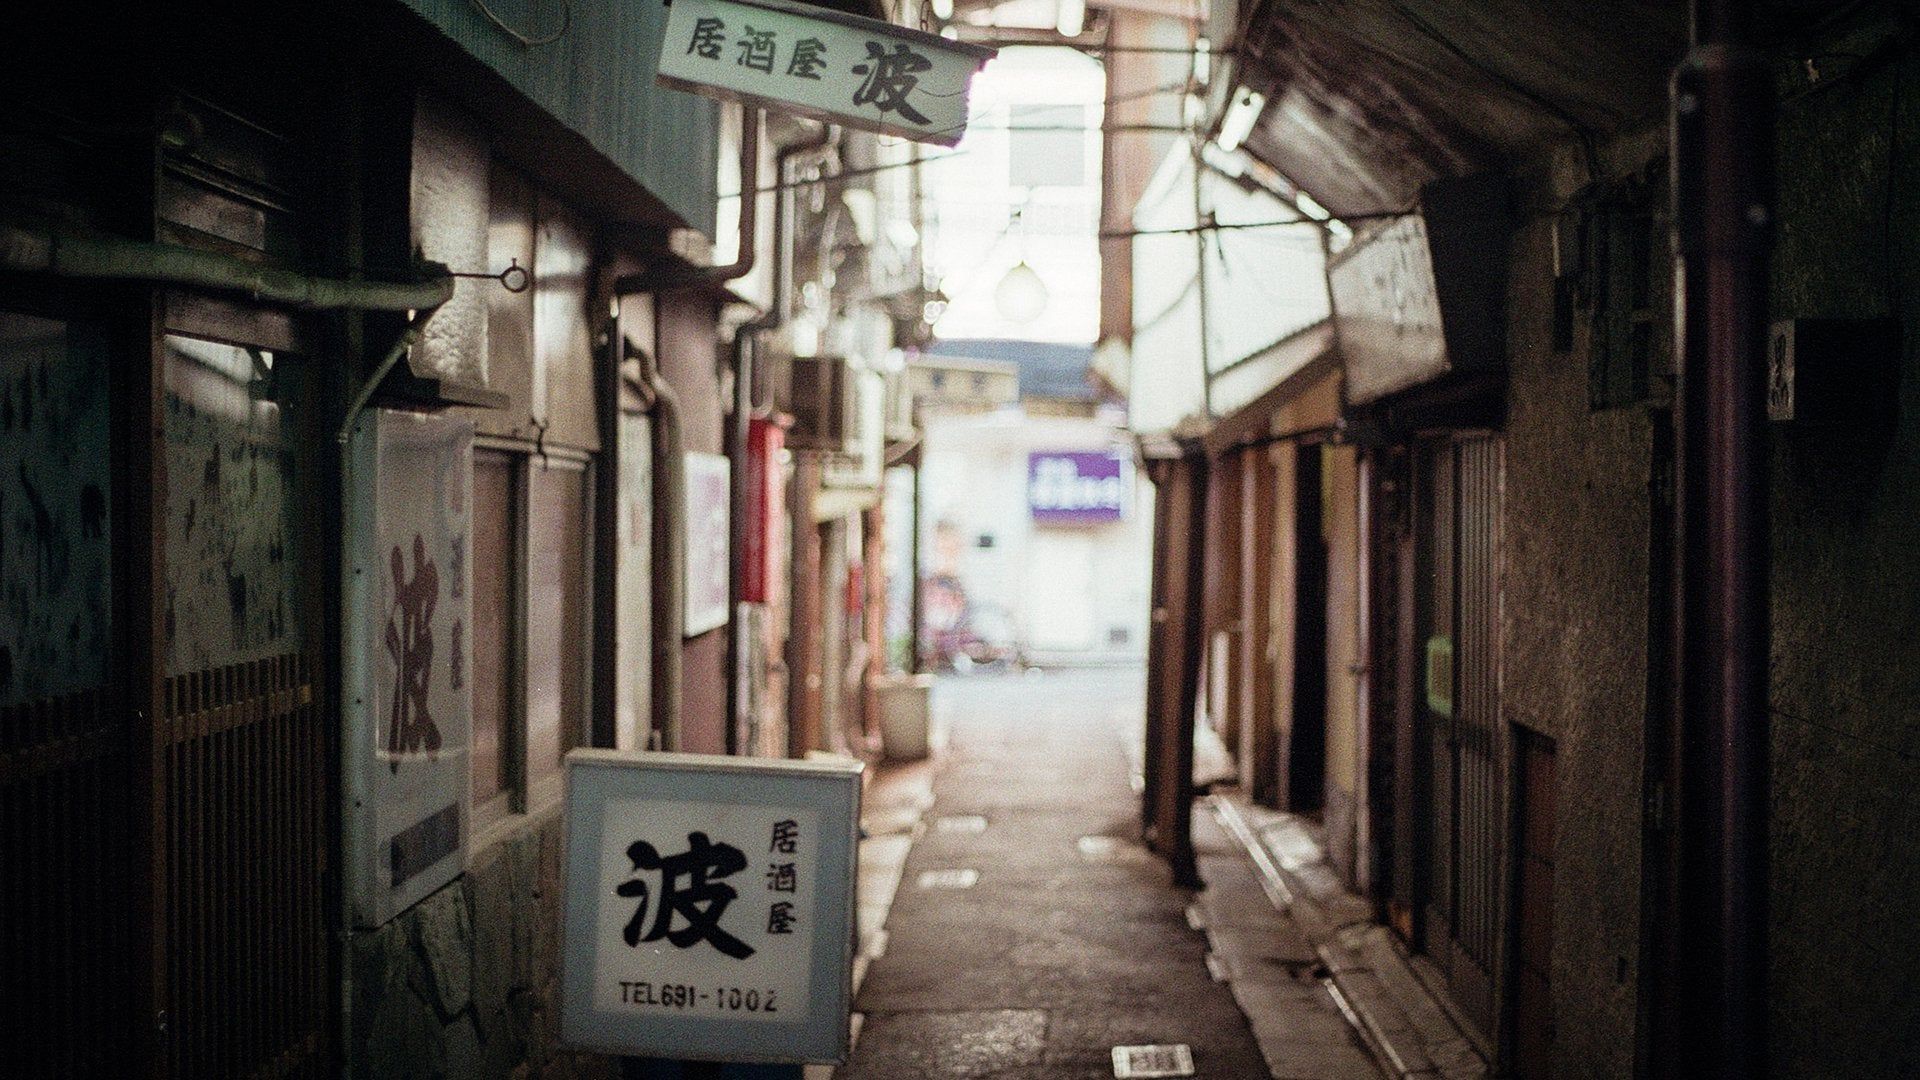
[994,261,1049,324]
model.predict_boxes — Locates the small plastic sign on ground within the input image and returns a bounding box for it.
[656,0,995,147]
[561,749,863,1064]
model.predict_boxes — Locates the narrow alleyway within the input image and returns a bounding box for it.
[841,669,1270,1078]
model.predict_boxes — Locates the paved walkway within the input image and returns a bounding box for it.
[840,669,1271,1079]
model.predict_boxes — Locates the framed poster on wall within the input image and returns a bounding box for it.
[685,451,731,637]
[344,408,474,927]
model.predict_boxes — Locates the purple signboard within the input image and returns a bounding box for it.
[1028,451,1127,525]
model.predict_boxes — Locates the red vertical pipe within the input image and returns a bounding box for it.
[1670,0,1772,1074]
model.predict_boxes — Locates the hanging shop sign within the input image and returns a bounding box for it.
[344,409,474,927]
[1028,451,1128,525]
[561,750,863,1064]
[1329,214,1447,406]
[657,0,996,147]
[1331,174,1510,406]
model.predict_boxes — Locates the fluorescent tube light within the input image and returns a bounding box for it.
[1056,0,1085,37]
[1216,87,1267,153]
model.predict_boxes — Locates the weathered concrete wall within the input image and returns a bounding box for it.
[1498,16,1920,1075]
[411,92,492,392]
[348,810,615,1080]
[1766,27,1920,1078]
[1500,145,1662,1078]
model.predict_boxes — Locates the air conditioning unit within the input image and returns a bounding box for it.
[783,355,850,451]
[883,365,917,444]
[822,367,885,491]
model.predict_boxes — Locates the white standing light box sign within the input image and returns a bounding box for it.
[562,750,863,1063]
[657,0,996,146]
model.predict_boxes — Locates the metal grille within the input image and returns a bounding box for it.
[0,687,135,1077]
[1111,1043,1195,1078]
[1366,447,1413,908]
[1453,437,1505,977]
[164,653,329,1078]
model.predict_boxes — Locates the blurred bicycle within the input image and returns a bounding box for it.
[921,575,1027,673]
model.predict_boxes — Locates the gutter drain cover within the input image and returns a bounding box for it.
[916,868,980,890]
[934,815,989,834]
[1111,1043,1195,1078]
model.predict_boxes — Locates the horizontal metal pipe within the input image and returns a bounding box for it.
[1,223,453,311]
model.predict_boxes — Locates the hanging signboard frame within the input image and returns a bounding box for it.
[560,749,863,1064]
[656,0,996,147]
[343,408,474,927]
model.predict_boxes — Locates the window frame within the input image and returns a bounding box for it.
[469,434,597,845]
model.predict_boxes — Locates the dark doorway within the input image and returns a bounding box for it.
[1240,447,1280,807]
[1366,445,1419,940]
[1283,445,1328,812]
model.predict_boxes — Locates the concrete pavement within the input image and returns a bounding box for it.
[840,668,1361,1079]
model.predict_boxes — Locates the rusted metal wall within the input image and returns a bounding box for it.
[1323,444,1364,885]
[1142,453,1205,883]
[1237,448,1278,805]
[1206,452,1244,755]
[788,455,825,757]
[1097,10,1192,350]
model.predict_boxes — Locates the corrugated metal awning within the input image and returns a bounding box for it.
[1231,0,1683,219]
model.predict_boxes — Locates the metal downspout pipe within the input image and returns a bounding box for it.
[725,122,836,755]
[1667,0,1773,1074]
[642,340,689,752]
[612,106,763,752]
